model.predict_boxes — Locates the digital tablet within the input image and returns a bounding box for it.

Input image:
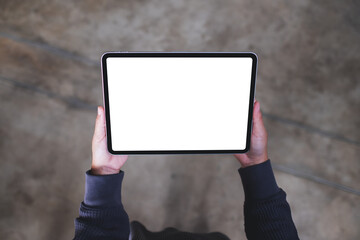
[101,52,257,155]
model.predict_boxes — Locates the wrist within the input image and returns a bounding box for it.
[240,154,268,168]
[91,165,120,175]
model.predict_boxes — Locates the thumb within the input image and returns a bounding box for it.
[252,101,267,138]
[92,106,106,143]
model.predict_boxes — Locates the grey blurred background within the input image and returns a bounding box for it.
[0,0,359,239]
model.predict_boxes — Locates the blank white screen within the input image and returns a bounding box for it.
[106,57,253,151]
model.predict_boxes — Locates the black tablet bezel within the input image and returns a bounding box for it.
[101,52,257,155]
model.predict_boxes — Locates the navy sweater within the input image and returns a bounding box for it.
[74,160,299,240]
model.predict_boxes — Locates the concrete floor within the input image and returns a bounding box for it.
[0,0,359,239]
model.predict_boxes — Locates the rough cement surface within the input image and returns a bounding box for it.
[0,0,359,239]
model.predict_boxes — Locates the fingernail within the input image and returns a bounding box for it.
[97,106,101,115]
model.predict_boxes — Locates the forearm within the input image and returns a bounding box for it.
[239,160,299,240]
[73,170,130,240]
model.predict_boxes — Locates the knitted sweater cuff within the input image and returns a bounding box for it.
[238,159,280,200]
[84,170,125,208]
